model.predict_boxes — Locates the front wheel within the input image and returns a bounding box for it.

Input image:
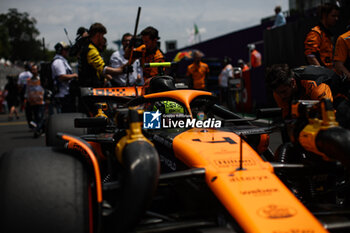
[0,147,91,233]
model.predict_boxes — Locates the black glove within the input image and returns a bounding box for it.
[122,65,134,74]
[128,36,143,49]
[132,50,143,59]
[128,37,136,49]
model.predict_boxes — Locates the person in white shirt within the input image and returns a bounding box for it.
[51,42,78,113]
[272,5,286,29]
[218,56,233,105]
[17,63,33,112]
[109,33,143,86]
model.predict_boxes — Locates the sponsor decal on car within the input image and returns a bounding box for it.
[92,87,143,96]
[213,158,257,168]
[272,229,315,233]
[240,188,279,196]
[257,204,297,219]
[229,175,269,182]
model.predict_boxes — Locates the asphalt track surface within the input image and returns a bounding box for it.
[0,112,45,156]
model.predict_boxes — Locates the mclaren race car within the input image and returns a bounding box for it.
[1,65,350,233]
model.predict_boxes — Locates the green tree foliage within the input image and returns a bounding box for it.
[0,24,11,58]
[0,8,46,62]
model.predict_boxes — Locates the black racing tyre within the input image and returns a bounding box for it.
[0,147,91,233]
[46,113,87,147]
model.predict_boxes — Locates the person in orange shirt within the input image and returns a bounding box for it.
[133,26,165,82]
[304,3,340,69]
[237,59,250,72]
[248,44,262,68]
[334,27,350,79]
[186,50,210,90]
[266,64,334,118]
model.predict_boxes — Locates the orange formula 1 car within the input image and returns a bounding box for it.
[1,73,350,233]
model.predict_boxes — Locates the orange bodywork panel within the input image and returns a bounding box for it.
[173,128,328,233]
[63,135,103,203]
[92,86,144,97]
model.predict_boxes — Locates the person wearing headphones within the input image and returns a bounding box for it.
[51,41,78,113]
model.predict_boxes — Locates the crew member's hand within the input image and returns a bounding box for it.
[105,74,112,80]
[122,65,134,74]
[136,74,142,83]
[128,37,136,48]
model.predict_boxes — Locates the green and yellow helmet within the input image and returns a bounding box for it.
[152,100,184,114]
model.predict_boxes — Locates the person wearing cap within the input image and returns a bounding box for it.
[51,41,78,113]
[78,22,132,88]
[133,26,165,82]
[77,27,89,38]
[186,50,210,90]
[69,26,89,58]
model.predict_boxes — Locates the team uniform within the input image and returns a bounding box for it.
[134,44,164,81]
[186,61,210,90]
[274,66,335,118]
[334,30,350,73]
[304,24,334,69]
[241,64,250,72]
[251,49,262,68]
